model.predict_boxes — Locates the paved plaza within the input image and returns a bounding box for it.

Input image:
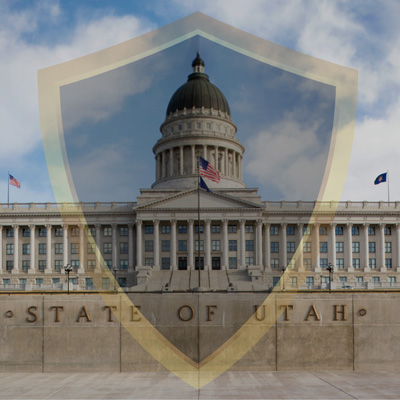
[0,371,399,399]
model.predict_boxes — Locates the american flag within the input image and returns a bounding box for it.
[199,157,220,183]
[9,174,20,189]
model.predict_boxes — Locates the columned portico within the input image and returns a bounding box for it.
[30,225,36,274]
[314,223,321,272]
[45,225,52,273]
[281,223,287,268]
[330,224,336,271]
[136,220,142,268]
[362,223,370,271]
[222,220,228,270]
[13,225,19,274]
[171,220,177,270]
[204,220,211,270]
[188,220,194,269]
[264,223,271,271]
[239,220,245,269]
[347,223,354,272]
[154,220,160,269]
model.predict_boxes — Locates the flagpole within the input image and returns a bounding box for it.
[7,171,9,205]
[197,156,201,288]
[387,170,390,202]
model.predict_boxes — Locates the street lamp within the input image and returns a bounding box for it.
[64,264,72,295]
[326,262,334,293]
[281,266,286,291]
[112,266,118,291]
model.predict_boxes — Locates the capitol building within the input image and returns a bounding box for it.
[2,53,400,292]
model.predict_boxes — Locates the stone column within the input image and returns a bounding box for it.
[204,220,211,270]
[128,223,134,272]
[95,224,101,272]
[13,225,19,273]
[180,146,184,175]
[169,148,173,176]
[233,152,236,178]
[111,224,117,271]
[30,225,36,274]
[162,151,166,178]
[239,220,245,269]
[153,220,160,269]
[191,145,196,174]
[214,146,218,170]
[188,220,194,269]
[171,220,177,270]
[347,223,354,272]
[314,223,321,272]
[63,224,69,268]
[203,144,207,160]
[45,225,52,273]
[330,223,336,270]
[297,223,304,272]
[222,220,228,270]
[256,220,263,267]
[379,223,386,271]
[396,224,400,271]
[225,148,228,176]
[77,224,85,273]
[362,223,370,271]
[281,223,287,268]
[239,155,243,180]
[264,223,271,271]
[0,226,3,272]
[136,220,142,268]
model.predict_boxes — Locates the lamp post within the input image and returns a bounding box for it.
[281,266,286,291]
[112,266,118,291]
[64,264,72,295]
[327,262,334,293]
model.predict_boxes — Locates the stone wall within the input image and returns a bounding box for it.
[0,292,398,372]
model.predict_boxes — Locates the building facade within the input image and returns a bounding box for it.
[1,54,399,291]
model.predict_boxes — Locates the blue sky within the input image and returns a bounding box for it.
[1,1,400,203]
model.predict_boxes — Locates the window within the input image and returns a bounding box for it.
[161,225,170,234]
[195,240,204,251]
[385,226,392,235]
[145,225,153,234]
[270,226,279,235]
[145,258,153,266]
[22,243,30,255]
[103,260,112,269]
[178,124,183,131]
[54,243,63,254]
[303,242,311,252]
[104,227,112,236]
[320,242,328,253]
[289,277,297,287]
[304,258,312,268]
[385,258,392,269]
[120,260,128,270]
[145,240,153,252]
[6,244,14,255]
[228,225,237,233]
[22,260,30,272]
[196,122,201,129]
[70,227,79,237]
[120,227,128,236]
[287,226,295,235]
[339,276,347,283]
[336,242,344,253]
[87,260,95,270]
[161,258,170,270]
[22,228,30,237]
[229,257,237,269]
[187,122,192,129]
[229,240,237,251]
[36,278,43,286]
[85,278,93,288]
[271,258,279,268]
[120,242,128,254]
[336,258,344,269]
[385,242,392,253]
[53,278,60,284]
[103,243,112,254]
[352,226,360,235]
[161,240,170,252]
[353,258,360,269]
[71,243,79,254]
[335,226,343,235]
[272,277,280,287]
[212,225,221,233]
[212,257,221,270]
[118,277,127,287]
[287,242,295,253]
[368,226,375,235]
[322,276,330,284]
[372,276,380,283]
[245,257,254,266]
[178,257,187,270]
[39,228,47,237]
[369,242,376,253]
[6,261,13,271]
[55,227,63,237]
[271,242,279,253]
[175,240,186,252]
[306,277,314,287]
[102,278,110,289]
[245,225,254,233]
[178,225,187,234]
[55,260,63,272]
[3,278,10,285]
[320,258,328,268]
[389,276,396,283]
[39,243,46,254]
[319,226,327,235]
[212,240,221,251]
[87,243,95,254]
[245,240,254,251]
[303,226,311,235]
[352,242,360,253]
[206,122,211,129]
[369,258,376,269]
[71,260,79,271]
[88,227,96,237]
[195,225,204,233]
[38,260,46,271]
[6,228,14,237]
[356,276,364,283]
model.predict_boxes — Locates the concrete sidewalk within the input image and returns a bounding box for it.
[0,371,399,399]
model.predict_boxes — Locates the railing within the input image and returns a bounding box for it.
[264,201,400,210]
[0,202,136,211]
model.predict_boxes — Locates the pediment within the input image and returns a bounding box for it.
[136,189,262,210]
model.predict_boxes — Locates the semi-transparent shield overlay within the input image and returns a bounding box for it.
[38,12,357,388]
